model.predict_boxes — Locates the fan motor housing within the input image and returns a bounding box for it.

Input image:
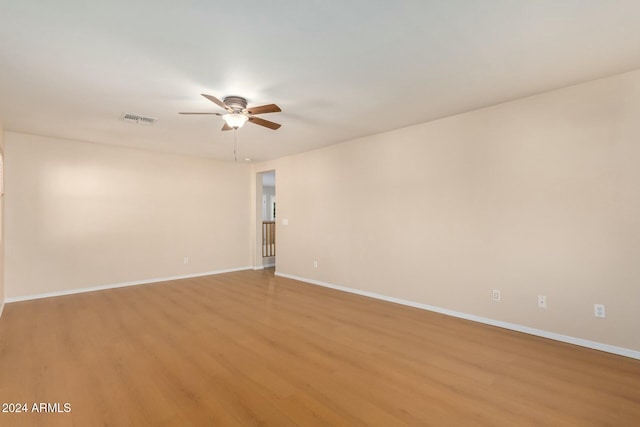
[223,96,248,112]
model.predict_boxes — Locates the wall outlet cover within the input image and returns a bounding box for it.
[538,295,547,308]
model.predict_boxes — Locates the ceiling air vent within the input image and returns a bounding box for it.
[121,113,157,125]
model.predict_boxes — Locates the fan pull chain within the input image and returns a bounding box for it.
[233,129,237,162]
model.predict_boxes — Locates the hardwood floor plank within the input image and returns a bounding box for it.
[1,269,639,426]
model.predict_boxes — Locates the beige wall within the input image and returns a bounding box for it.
[5,132,252,299]
[0,122,4,315]
[262,70,640,351]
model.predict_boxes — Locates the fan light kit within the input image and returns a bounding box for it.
[179,94,281,131]
[222,113,249,129]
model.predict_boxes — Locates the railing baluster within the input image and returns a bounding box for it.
[262,221,276,257]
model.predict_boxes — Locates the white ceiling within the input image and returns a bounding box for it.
[1,1,640,162]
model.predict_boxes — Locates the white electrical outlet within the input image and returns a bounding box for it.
[594,304,606,318]
[538,295,547,309]
[183,256,189,264]
[492,289,501,301]
[313,260,318,269]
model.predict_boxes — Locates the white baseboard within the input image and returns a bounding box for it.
[253,263,275,270]
[5,266,252,303]
[275,272,640,360]
[0,301,4,319]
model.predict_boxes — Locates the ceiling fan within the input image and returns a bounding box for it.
[179,94,282,131]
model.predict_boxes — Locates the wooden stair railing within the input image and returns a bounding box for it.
[262,221,276,257]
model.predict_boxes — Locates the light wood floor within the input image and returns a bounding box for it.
[1,269,639,426]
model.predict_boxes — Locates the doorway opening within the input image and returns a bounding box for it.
[257,170,275,269]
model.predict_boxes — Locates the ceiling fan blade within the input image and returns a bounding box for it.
[201,94,230,111]
[221,123,233,131]
[179,112,222,115]
[247,104,281,115]
[248,116,281,130]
